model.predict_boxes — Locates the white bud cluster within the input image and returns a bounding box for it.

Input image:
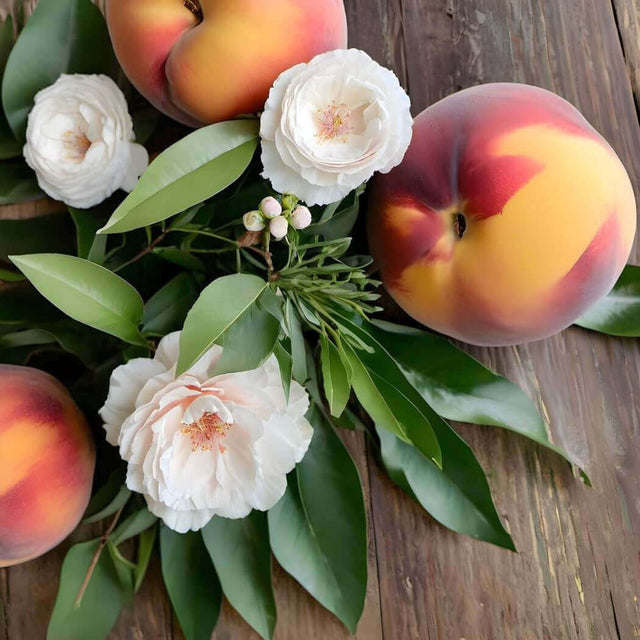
[241,195,312,240]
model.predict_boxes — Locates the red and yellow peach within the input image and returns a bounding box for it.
[105,0,348,126]
[0,365,95,567]
[368,83,637,346]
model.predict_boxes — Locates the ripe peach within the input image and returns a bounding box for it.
[368,83,637,346]
[0,365,95,567]
[105,0,348,127]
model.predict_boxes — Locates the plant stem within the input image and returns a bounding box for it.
[113,229,170,273]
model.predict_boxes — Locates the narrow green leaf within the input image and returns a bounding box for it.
[378,427,515,550]
[202,512,276,640]
[142,272,200,336]
[152,247,205,272]
[99,120,259,234]
[10,253,147,346]
[0,328,57,350]
[68,207,107,263]
[178,274,267,374]
[319,335,351,417]
[0,210,74,261]
[160,527,222,640]
[134,526,157,593]
[111,508,157,546]
[0,16,20,160]
[274,341,292,402]
[2,0,117,142]
[575,264,640,337]
[47,540,124,640]
[106,540,135,605]
[0,268,23,282]
[84,468,127,521]
[304,189,362,240]
[284,299,307,383]
[0,159,41,205]
[84,486,131,524]
[269,405,367,632]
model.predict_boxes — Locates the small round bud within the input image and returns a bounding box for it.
[260,196,282,219]
[269,215,289,240]
[290,205,312,230]
[243,210,265,232]
[281,194,298,211]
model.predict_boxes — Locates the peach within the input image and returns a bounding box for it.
[368,83,637,346]
[0,365,95,567]
[105,0,348,127]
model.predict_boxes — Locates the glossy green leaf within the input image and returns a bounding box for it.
[178,273,267,374]
[368,320,576,465]
[106,540,135,605]
[142,272,200,336]
[274,341,292,402]
[320,335,351,417]
[214,298,280,375]
[202,512,276,640]
[111,508,157,545]
[269,405,367,632]
[304,189,362,241]
[575,264,640,337]
[134,526,157,593]
[0,210,74,261]
[160,527,222,640]
[99,120,259,234]
[2,0,117,142]
[84,486,131,525]
[0,159,41,204]
[68,207,107,263]
[0,16,20,159]
[378,427,515,549]
[10,253,147,346]
[0,328,56,350]
[84,468,128,522]
[47,540,124,640]
[284,299,307,383]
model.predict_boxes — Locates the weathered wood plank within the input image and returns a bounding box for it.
[612,0,640,111]
[368,1,640,639]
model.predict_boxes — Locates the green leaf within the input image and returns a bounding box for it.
[0,328,57,350]
[378,427,515,550]
[0,16,20,160]
[0,210,74,261]
[274,341,292,402]
[304,189,362,240]
[99,120,259,234]
[10,253,147,346]
[178,273,268,374]
[111,508,157,545]
[269,405,367,632]
[68,207,107,263]
[106,540,135,605]
[202,512,276,640]
[47,540,124,640]
[575,264,640,337]
[0,159,41,205]
[152,247,205,272]
[2,0,117,142]
[134,526,157,593]
[284,299,307,383]
[319,335,351,417]
[84,485,131,525]
[0,268,24,282]
[160,527,222,640]
[368,320,576,466]
[84,468,127,520]
[142,272,200,336]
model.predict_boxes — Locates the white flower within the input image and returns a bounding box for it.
[23,74,148,209]
[260,196,282,219]
[269,215,289,240]
[260,49,412,206]
[99,332,313,533]
[243,210,266,232]
[290,205,312,230]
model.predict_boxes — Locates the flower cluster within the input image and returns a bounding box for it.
[242,195,312,240]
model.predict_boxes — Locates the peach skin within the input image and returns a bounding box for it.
[105,0,348,126]
[368,83,637,346]
[0,365,95,567]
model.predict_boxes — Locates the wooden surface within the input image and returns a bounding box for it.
[2,1,640,638]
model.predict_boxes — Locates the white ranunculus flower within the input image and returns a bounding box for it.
[23,74,148,209]
[260,48,413,206]
[99,332,313,533]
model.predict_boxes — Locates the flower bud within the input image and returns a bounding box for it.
[260,196,282,219]
[281,194,298,211]
[269,215,289,240]
[290,205,312,230]
[243,210,265,232]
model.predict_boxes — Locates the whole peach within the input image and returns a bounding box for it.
[105,0,348,127]
[0,365,95,567]
[368,83,637,346]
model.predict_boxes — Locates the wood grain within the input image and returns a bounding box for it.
[2,1,640,639]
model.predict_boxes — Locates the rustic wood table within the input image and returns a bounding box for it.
[2,1,640,639]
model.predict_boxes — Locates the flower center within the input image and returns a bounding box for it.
[62,129,91,162]
[316,101,354,142]
[181,411,231,452]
